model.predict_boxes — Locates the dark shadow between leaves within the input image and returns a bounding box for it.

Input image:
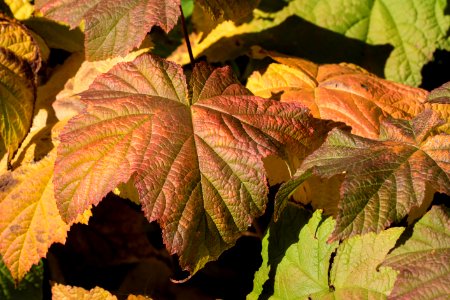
[258,203,311,299]
[199,15,393,78]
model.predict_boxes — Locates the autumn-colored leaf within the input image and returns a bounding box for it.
[0,257,43,300]
[52,284,117,300]
[249,205,403,299]
[0,14,41,72]
[383,205,450,299]
[426,81,450,134]
[54,53,335,275]
[4,0,34,20]
[275,110,450,241]
[247,49,428,139]
[36,0,180,60]
[0,149,68,281]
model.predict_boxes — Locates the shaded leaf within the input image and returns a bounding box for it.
[282,0,450,86]
[383,206,450,299]
[196,0,259,22]
[24,17,84,53]
[249,205,403,299]
[247,49,428,139]
[52,284,117,300]
[276,110,450,240]
[54,53,334,274]
[0,149,68,281]
[0,257,43,300]
[36,0,180,60]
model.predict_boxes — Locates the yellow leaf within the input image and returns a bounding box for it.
[51,284,117,300]
[4,0,34,20]
[0,149,68,281]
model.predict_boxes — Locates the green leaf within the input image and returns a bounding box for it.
[383,206,450,299]
[0,257,43,300]
[248,205,403,299]
[0,50,35,162]
[281,0,450,86]
[276,110,450,240]
[54,53,334,275]
[36,0,180,60]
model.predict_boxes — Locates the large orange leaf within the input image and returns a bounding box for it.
[54,53,336,275]
[36,0,179,60]
[275,110,450,241]
[247,49,428,139]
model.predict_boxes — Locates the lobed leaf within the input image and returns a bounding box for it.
[36,0,180,60]
[249,205,403,299]
[383,206,450,299]
[54,53,334,275]
[276,110,450,240]
[0,149,68,281]
[247,49,428,139]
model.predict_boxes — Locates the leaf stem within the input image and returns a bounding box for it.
[179,5,194,67]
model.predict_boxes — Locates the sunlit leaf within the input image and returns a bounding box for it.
[247,49,428,139]
[0,149,68,281]
[0,257,43,300]
[54,53,335,275]
[0,14,41,72]
[276,110,450,240]
[4,0,34,20]
[249,205,403,299]
[383,206,450,299]
[52,284,117,300]
[36,0,180,60]
[426,81,450,134]
[0,48,34,162]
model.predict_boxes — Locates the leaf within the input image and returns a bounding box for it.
[247,49,428,139]
[0,49,35,162]
[0,149,69,281]
[0,14,41,72]
[383,205,450,299]
[24,17,84,53]
[36,0,180,60]
[426,81,450,134]
[249,205,403,299]
[52,284,117,300]
[4,0,34,20]
[54,53,335,275]
[196,0,259,25]
[0,257,43,300]
[276,110,450,240]
[281,0,450,86]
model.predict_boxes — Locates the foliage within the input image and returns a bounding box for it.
[0,0,449,299]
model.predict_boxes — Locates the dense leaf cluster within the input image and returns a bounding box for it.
[0,0,449,299]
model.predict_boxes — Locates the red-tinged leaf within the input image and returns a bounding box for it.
[383,205,450,299]
[275,110,450,240]
[247,49,428,139]
[54,53,334,274]
[36,0,180,60]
